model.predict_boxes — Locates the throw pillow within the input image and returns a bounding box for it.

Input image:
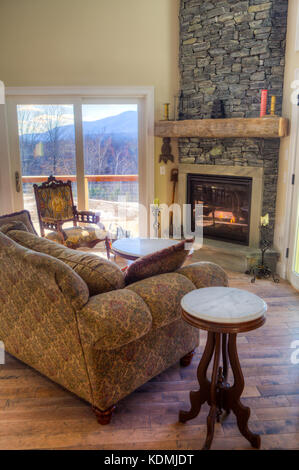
[124,238,194,285]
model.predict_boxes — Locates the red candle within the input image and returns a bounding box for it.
[260,89,268,117]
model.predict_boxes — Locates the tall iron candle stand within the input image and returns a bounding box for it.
[245,214,279,283]
[152,200,161,238]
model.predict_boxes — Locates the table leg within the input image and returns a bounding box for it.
[227,334,261,449]
[221,333,231,417]
[202,333,221,450]
[222,333,228,382]
[179,332,215,423]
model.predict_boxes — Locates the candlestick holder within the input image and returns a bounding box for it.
[245,225,279,283]
[151,205,161,238]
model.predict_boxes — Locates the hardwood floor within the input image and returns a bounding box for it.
[1,269,299,450]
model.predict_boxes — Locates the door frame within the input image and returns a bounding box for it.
[5,86,155,236]
[284,69,299,288]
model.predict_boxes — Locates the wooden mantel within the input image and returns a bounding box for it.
[155,117,289,139]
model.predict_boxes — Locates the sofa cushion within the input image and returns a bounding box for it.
[126,272,195,329]
[0,210,37,235]
[0,221,29,235]
[7,230,125,296]
[124,238,193,285]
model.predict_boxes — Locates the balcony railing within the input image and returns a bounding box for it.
[22,174,138,183]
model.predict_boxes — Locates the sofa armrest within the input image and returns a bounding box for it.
[0,231,89,311]
[25,250,89,310]
[176,262,228,289]
[77,289,152,351]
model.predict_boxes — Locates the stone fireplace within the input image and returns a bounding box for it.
[179,0,288,246]
[176,0,288,271]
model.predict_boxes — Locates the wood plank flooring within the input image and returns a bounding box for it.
[1,269,299,450]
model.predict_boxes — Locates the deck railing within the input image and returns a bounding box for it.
[22,175,138,183]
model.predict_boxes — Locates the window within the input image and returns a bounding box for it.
[6,88,154,237]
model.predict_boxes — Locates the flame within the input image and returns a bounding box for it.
[230,216,236,224]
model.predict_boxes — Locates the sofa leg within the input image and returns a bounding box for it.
[180,350,195,367]
[93,405,116,425]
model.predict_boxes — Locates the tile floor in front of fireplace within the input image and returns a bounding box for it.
[1,265,299,450]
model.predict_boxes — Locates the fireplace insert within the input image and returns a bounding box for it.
[187,174,252,245]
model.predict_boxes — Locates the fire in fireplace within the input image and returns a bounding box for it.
[187,174,252,245]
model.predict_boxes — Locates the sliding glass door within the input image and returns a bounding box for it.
[7,96,141,237]
[82,103,139,237]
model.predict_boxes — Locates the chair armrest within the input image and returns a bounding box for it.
[42,218,69,235]
[75,211,100,224]
[77,289,152,351]
[176,262,228,289]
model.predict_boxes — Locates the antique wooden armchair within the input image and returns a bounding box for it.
[33,176,111,257]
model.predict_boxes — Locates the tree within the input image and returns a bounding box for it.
[17,107,41,174]
[41,105,64,174]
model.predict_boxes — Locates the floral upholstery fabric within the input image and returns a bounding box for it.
[127,273,196,329]
[7,230,124,296]
[79,318,199,410]
[0,210,37,235]
[78,290,152,351]
[46,225,108,249]
[0,232,92,404]
[0,225,229,412]
[124,238,193,285]
[176,262,229,289]
[37,185,74,221]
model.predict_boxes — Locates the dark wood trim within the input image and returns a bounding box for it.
[180,350,195,367]
[181,309,266,334]
[92,405,116,425]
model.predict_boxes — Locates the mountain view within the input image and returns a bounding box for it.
[21,110,138,143]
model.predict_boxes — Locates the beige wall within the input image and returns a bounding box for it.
[0,0,180,205]
[274,0,299,273]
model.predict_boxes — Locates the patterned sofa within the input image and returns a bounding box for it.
[0,210,228,424]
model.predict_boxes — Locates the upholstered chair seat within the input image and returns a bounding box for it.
[46,225,108,249]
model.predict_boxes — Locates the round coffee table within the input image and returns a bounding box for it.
[179,287,267,450]
[111,237,181,261]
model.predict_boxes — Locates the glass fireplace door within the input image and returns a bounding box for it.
[187,174,252,246]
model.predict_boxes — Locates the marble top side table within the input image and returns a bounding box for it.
[180,287,267,450]
[111,237,181,261]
